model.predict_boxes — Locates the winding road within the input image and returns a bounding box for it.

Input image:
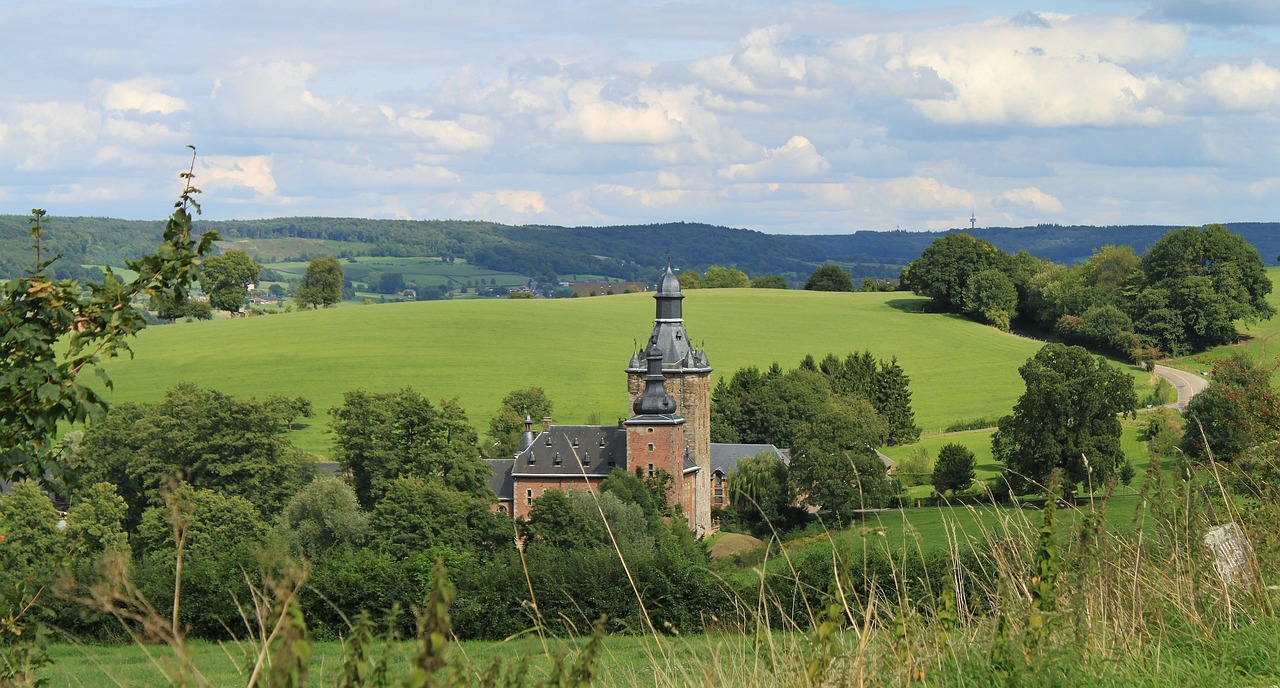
[1152,364,1210,410]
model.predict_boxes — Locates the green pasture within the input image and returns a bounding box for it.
[97,289,1065,456]
[883,418,1157,499]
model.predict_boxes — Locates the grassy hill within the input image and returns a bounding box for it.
[98,289,1058,456]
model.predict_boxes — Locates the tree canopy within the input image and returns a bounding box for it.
[932,443,976,495]
[486,387,554,457]
[790,398,893,521]
[1181,354,1280,463]
[330,387,491,508]
[750,274,789,289]
[727,451,802,536]
[992,343,1136,496]
[297,256,344,308]
[76,383,314,527]
[803,263,855,292]
[901,233,1010,311]
[902,226,1273,359]
[200,249,260,315]
[702,265,749,288]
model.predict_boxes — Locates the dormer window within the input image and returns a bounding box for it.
[554,452,562,466]
[572,437,579,447]
[598,437,605,448]
[545,435,552,446]
[527,454,535,466]
[582,453,590,466]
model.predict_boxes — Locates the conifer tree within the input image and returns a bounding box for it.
[873,356,921,445]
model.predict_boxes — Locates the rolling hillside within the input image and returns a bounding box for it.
[97,289,1055,456]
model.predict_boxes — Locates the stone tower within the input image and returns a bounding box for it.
[627,264,712,535]
[624,346,694,529]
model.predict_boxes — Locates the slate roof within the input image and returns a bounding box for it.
[511,425,628,478]
[709,443,789,476]
[486,459,515,501]
[627,265,712,375]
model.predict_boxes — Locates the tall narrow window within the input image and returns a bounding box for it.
[525,489,533,506]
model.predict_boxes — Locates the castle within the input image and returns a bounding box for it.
[486,264,782,535]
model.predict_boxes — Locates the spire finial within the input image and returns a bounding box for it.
[665,250,672,270]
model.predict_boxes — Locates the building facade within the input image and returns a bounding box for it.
[487,264,713,533]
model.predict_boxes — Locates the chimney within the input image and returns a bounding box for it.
[542,416,553,432]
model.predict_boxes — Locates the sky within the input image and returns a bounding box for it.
[1,0,1278,234]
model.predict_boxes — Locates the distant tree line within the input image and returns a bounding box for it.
[900,225,1275,359]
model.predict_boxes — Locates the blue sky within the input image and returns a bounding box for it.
[1,0,1277,233]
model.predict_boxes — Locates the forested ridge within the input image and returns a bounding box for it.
[4,213,1277,282]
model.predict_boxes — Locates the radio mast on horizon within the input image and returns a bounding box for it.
[969,207,977,230]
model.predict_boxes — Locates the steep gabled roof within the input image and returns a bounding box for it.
[511,425,628,478]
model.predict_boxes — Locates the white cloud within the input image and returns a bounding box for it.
[998,187,1065,214]
[453,190,548,217]
[100,79,188,115]
[1195,59,1280,110]
[900,14,1182,127]
[882,177,973,211]
[207,61,386,138]
[719,135,830,181]
[564,83,686,144]
[2,102,102,170]
[390,109,495,152]
[200,155,278,197]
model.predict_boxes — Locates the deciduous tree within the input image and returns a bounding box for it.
[370,476,508,559]
[791,398,892,521]
[486,387,554,456]
[901,233,1010,312]
[750,275,788,289]
[727,451,797,536]
[76,383,313,527]
[932,443,976,494]
[803,263,854,292]
[331,388,490,508]
[1181,354,1280,463]
[275,475,370,559]
[702,265,749,288]
[677,270,702,289]
[1138,224,1274,351]
[963,268,1018,330]
[0,157,213,483]
[992,344,1136,497]
[201,249,260,315]
[297,256,343,308]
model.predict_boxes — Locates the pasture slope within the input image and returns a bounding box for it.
[102,289,1075,456]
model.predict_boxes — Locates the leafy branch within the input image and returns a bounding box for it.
[0,148,218,483]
